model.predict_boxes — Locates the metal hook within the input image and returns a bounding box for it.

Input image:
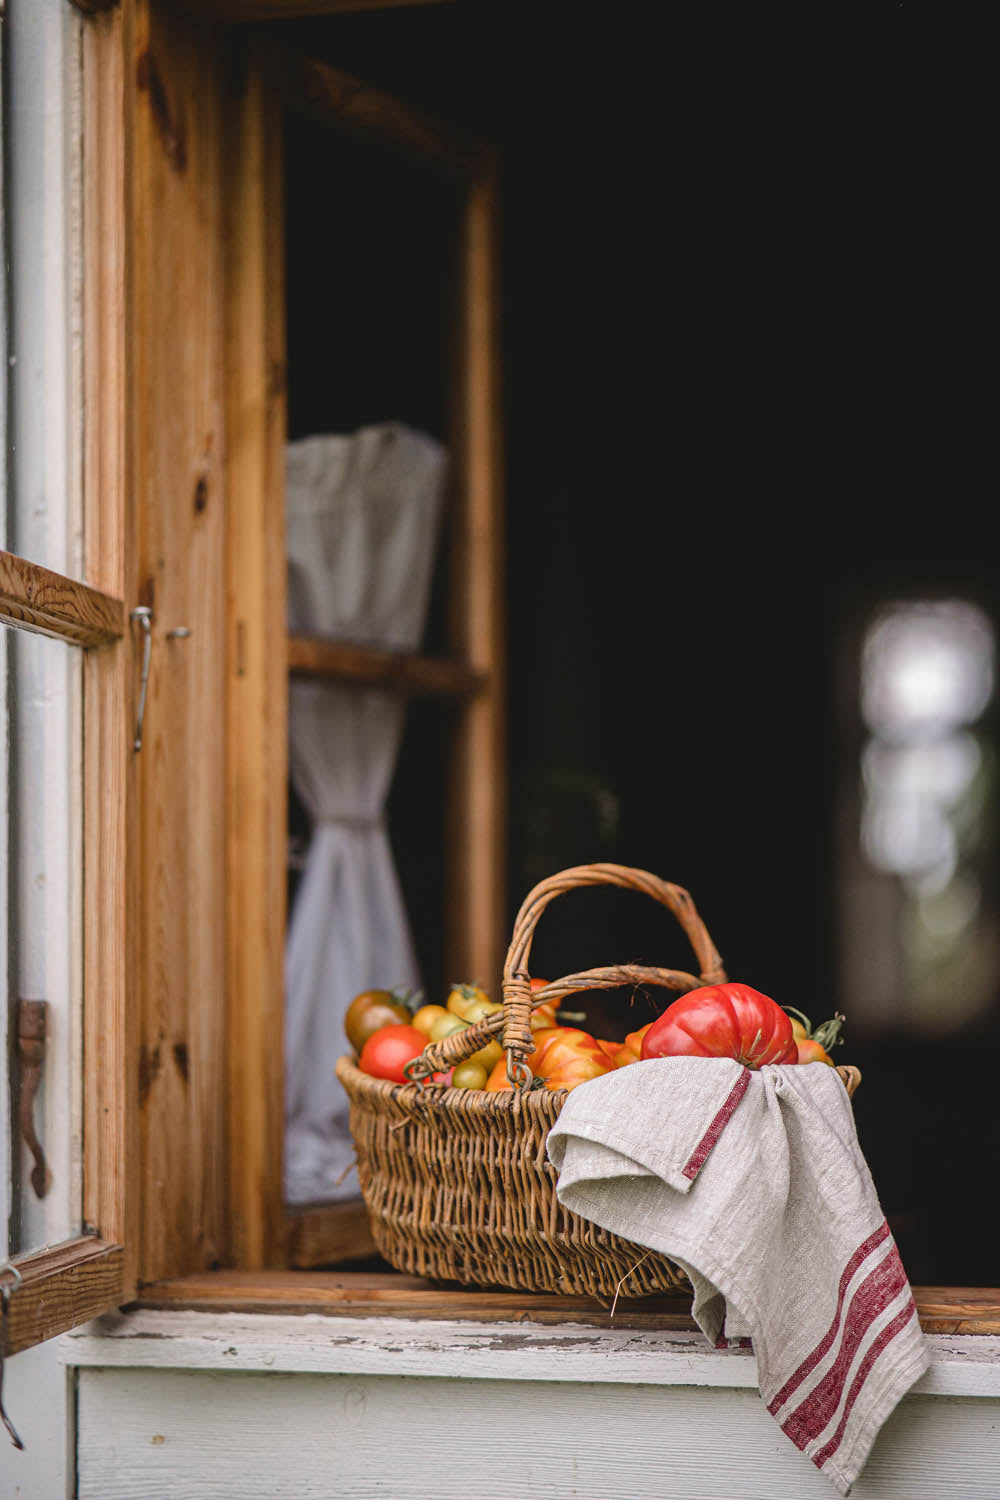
[130,606,153,752]
[0,1263,25,1450]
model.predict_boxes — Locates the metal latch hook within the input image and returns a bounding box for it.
[130,606,153,752]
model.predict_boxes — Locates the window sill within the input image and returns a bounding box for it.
[59,1272,1000,1398]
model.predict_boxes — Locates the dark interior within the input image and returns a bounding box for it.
[280,4,996,1285]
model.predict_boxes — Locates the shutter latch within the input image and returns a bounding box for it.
[18,1000,51,1199]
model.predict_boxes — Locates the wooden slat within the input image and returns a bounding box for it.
[136,1269,699,1331]
[135,1271,1000,1336]
[82,0,140,1299]
[132,0,229,1280]
[445,160,506,994]
[912,1285,1000,1335]
[0,549,124,646]
[223,43,288,1270]
[288,635,486,698]
[278,50,478,177]
[286,1200,377,1269]
[1,1240,124,1358]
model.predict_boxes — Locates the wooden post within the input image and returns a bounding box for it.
[223,46,288,1269]
[82,0,140,1298]
[446,157,507,996]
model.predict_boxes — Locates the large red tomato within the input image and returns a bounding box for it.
[357,1024,428,1082]
[640,983,798,1068]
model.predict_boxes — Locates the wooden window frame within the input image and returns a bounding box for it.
[0,553,129,1357]
[1,4,134,1360]
[229,25,507,1267]
[41,0,997,1348]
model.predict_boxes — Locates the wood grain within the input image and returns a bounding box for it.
[912,1285,1000,1335]
[287,635,486,698]
[223,43,288,1270]
[286,1201,378,1269]
[131,0,229,1280]
[137,1268,699,1330]
[0,549,124,645]
[134,1270,1000,1337]
[82,0,140,1301]
[445,160,506,996]
[1,1239,124,1358]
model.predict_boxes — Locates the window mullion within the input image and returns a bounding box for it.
[0,550,124,646]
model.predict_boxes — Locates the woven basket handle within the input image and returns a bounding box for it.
[410,863,725,1084]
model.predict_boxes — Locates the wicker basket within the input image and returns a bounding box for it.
[336,863,861,1300]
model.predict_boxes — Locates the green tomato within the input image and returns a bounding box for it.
[463,998,503,1024]
[429,1012,469,1043]
[451,1060,488,1090]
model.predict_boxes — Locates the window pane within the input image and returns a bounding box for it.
[2,624,83,1258]
[4,0,84,580]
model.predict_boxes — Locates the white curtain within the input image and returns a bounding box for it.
[284,423,446,1206]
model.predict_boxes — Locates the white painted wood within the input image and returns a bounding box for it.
[1,0,10,1275]
[5,0,85,1263]
[74,1366,1000,1500]
[0,1340,75,1500]
[62,1308,1000,1398]
[1,3,84,1494]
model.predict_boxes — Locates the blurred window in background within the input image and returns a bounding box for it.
[839,599,998,1036]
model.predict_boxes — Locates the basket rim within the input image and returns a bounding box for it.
[335,1052,569,1117]
[337,1053,862,1110]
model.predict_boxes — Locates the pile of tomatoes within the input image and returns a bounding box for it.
[347,979,845,1093]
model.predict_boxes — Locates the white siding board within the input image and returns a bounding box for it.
[62,1309,1000,1398]
[76,1367,1000,1500]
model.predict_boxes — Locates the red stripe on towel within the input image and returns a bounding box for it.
[780,1245,909,1451]
[811,1298,918,1473]
[766,1219,893,1416]
[681,1068,751,1180]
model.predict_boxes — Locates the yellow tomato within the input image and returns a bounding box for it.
[446,983,491,1020]
[451,1060,488,1090]
[429,1012,469,1043]
[463,998,503,1024]
[411,1003,450,1037]
[466,1038,503,1070]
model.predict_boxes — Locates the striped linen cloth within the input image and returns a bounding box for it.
[547,1056,928,1495]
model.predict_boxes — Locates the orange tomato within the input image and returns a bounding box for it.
[527,1027,613,1091]
[411,1003,450,1037]
[484,1056,514,1091]
[795,1037,835,1066]
[785,1007,843,1066]
[528,976,562,1029]
[610,1021,653,1067]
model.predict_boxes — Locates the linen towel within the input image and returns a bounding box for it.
[547,1057,928,1496]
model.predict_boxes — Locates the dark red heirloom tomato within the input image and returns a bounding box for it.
[640,982,798,1069]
